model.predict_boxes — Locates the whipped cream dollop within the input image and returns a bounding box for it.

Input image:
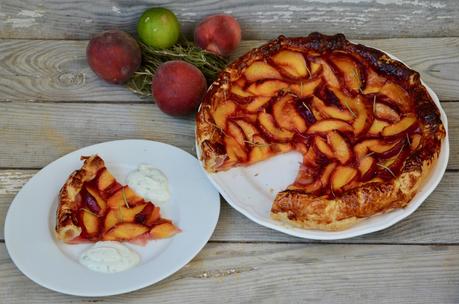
[127,164,170,204]
[79,241,140,273]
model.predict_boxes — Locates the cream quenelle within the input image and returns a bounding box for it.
[127,165,170,204]
[79,241,140,273]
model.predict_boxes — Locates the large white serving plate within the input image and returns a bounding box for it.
[5,140,220,296]
[197,50,449,240]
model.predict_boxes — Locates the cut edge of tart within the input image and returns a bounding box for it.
[196,32,446,231]
[55,155,180,244]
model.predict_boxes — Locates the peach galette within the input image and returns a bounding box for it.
[196,33,445,231]
[55,155,179,243]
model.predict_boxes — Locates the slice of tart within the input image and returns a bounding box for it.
[196,32,445,231]
[55,155,180,243]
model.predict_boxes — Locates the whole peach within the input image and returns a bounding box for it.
[87,30,141,84]
[152,61,207,116]
[194,15,241,56]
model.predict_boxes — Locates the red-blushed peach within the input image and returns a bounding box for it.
[152,60,207,116]
[194,15,241,56]
[86,30,141,84]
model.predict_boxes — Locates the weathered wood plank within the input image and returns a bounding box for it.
[1,243,458,303]
[1,38,459,102]
[1,171,458,244]
[1,0,458,40]
[0,102,456,169]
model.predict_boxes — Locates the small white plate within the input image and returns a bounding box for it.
[197,54,449,240]
[4,140,220,296]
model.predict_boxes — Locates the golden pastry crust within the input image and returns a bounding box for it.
[196,32,445,231]
[271,160,431,231]
[55,155,105,242]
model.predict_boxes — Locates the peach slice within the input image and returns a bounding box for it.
[354,139,401,159]
[331,89,371,135]
[374,102,400,122]
[293,164,315,186]
[410,134,422,150]
[310,60,321,74]
[230,85,253,98]
[258,112,294,141]
[248,135,272,164]
[272,95,307,132]
[234,120,258,141]
[244,61,282,82]
[307,119,353,134]
[329,87,355,106]
[133,203,157,225]
[235,77,246,88]
[103,223,149,241]
[107,186,144,209]
[289,78,322,98]
[86,186,107,216]
[227,121,246,146]
[303,145,321,167]
[244,96,271,112]
[224,135,247,162]
[311,97,354,121]
[368,140,399,154]
[212,100,236,129]
[150,223,181,239]
[81,209,99,236]
[272,50,308,78]
[380,82,411,111]
[381,115,417,137]
[316,58,340,87]
[358,156,376,181]
[247,80,288,96]
[272,143,292,153]
[104,203,147,231]
[98,169,115,191]
[331,166,358,190]
[352,96,371,135]
[363,68,387,94]
[314,136,334,159]
[320,162,338,188]
[368,119,389,135]
[330,54,361,91]
[327,131,351,164]
[301,180,322,193]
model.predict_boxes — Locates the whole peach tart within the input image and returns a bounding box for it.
[196,33,445,231]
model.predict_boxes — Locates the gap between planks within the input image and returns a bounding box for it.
[0,239,458,246]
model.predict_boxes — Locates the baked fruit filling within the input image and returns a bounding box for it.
[196,33,445,231]
[55,155,180,243]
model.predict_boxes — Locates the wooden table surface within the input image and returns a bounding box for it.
[1,1,458,303]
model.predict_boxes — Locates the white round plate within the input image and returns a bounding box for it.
[5,140,220,296]
[197,51,449,240]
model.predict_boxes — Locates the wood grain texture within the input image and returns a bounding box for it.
[1,171,458,244]
[1,243,458,303]
[0,0,458,40]
[0,101,456,169]
[1,38,459,102]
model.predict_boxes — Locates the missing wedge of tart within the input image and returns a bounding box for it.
[55,155,180,243]
[196,32,445,231]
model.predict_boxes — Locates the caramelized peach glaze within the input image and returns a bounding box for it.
[58,157,179,244]
[197,33,445,198]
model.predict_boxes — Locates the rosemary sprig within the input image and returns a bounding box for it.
[127,41,228,97]
[122,187,130,209]
[377,163,396,177]
[372,95,377,115]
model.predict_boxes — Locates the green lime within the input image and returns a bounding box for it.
[137,7,180,49]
